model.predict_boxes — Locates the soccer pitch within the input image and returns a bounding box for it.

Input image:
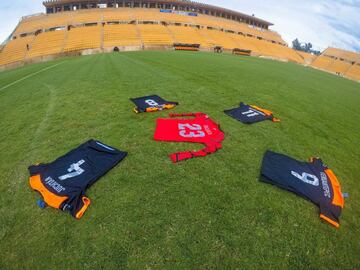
[0,51,359,269]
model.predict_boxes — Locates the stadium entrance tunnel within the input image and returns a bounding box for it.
[113,47,120,52]
[214,46,223,53]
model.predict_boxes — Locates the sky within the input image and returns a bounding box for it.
[0,0,359,52]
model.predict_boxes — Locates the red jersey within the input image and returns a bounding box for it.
[154,113,225,163]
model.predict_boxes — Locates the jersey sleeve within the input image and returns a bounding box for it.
[320,168,345,228]
[319,204,342,228]
[29,172,91,219]
[169,141,221,163]
[67,195,91,219]
[168,112,204,118]
[250,105,280,122]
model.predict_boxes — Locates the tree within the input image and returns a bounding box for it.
[292,39,301,50]
[292,39,318,54]
[304,42,312,52]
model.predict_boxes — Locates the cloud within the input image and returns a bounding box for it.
[0,0,359,52]
[204,0,360,52]
[0,0,43,43]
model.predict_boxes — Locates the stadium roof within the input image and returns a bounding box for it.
[43,0,273,27]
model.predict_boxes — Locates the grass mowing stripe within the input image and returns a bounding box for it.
[0,61,65,92]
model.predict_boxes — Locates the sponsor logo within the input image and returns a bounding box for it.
[320,172,331,198]
[160,9,198,16]
[44,176,66,193]
[203,125,213,135]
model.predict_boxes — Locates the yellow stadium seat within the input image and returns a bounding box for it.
[15,13,71,35]
[3,7,358,79]
[167,25,211,48]
[27,30,66,58]
[231,34,260,52]
[323,47,360,63]
[199,29,238,49]
[310,48,360,78]
[0,36,33,65]
[327,60,352,74]
[64,25,101,52]
[345,64,360,81]
[311,55,334,70]
[296,51,317,64]
[72,9,102,24]
[102,8,134,21]
[137,24,174,46]
[104,24,141,47]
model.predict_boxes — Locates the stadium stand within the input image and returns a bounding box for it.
[200,29,239,49]
[137,24,174,46]
[323,47,360,62]
[1,6,297,67]
[296,51,317,65]
[168,25,212,48]
[311,55,334,70]
[193,14,228,30]
[262,42,304,63]
[310,47,360,80]
[72,9,102,24]
[14,13,71,35]
[103,24,141,48]
[64,25,101,52]
[231,34,260,53]
[14,14,48,35]
[346,63,360,81]
[0,36,33,65]
[158,11,198,24]
[0,1,359,82]
[327,59,352,75]
[192,13,286,45]
[102,8,134,21]
[27,30,66,58]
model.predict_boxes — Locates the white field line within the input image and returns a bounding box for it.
[0,61,65,92]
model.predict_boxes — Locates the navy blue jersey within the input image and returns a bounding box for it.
[261,151,344,228]
[130,95,178,113]
[28,140,127,219]
[224,102,280,124]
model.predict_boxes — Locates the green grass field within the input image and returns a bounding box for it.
[0,51,359,269]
